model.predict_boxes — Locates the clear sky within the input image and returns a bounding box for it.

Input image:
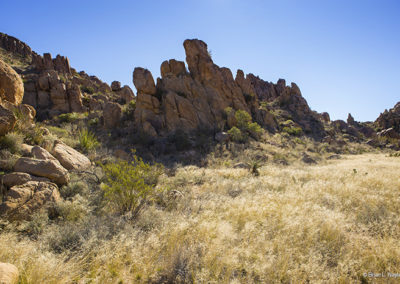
[1,0,399,121]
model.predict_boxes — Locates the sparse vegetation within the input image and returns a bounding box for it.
[227,110,264,142]
[78,128,99,153]
[0,132,23,154]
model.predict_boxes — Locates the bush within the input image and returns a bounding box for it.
[283,126,303,136]
[80,85,95,94]
[101,154,163,216]
[248,122,263,139]
[58,112,87,123]
[0,132,23,153]
[60,181,89,199]
[78,128,99,152]
[235,110,252,131]
[168,129,192,151]
[228,126,246,143]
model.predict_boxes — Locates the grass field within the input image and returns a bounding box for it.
[1,153,400,283]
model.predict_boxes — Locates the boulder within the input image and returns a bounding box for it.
[118,85,135,103]
[20,143,33,156]
[321,112,330,123]
[0,104,16,136]
[377,127,400,139]
[215,132,229,143]
[14,157,69,185]
[111,80,121,91]
[67,83,84,112]
[31,145,57,161]
[50,83,69,112]
[103,102,122,129]
[52,141,91,171]
[1,172,50,188]
[133,67,156,95]
[0,262,19,284]
[0,58,24,105]
[0,181,60,221]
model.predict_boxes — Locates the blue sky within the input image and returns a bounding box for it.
[1,0,399,121]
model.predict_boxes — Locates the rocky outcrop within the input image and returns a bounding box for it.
[14,157,70,185]
[1,172,50,188]
[0,32,32,58]
[375,102,400,133]
[0,262,19,284]
[103,102,122,129]
[133,39,324,138]
[52,141,91,171]
[0,181,60,221]
[32,53,71,74]
[0,58,24,105]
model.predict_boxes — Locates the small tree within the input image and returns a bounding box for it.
[235,110,252,131]
[101,154,163,217]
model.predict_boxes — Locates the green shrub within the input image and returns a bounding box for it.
[78,128,99,152]
[24,125,46,145]
[101,155,163,216]
[248,122,263,139]
[0,132,23,154]
[55,196,90,222]
[235,110,252,131]
[80,85,95,94]
[60,181,89,199]
[224,107,234,116]
[283,126,303,136]
[228,126,246,143]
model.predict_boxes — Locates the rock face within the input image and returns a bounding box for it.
[14,157,70,185]
[52,141,91,170]
[0,58,24,105]
[1,172,50,188]
[375,102,400,133]
[0,32,32,58]
[0,262,19,284]
[133,39,324,138]
[103,102,122,129]
[0,181,60,221]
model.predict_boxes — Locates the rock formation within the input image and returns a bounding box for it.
[0,58,24,105]
[133,39,324,138]
[375,102,400,133]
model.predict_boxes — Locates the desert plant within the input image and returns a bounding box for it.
[235,110,252,131]
[78,128,99,152]
[100,154,163,216]
[80,85,95,94]
[282,126,303,136]
[228,126,246,143]
[0,132,23,154]
[248,122,263,139]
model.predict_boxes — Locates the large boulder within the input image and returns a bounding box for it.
[111,80,121,91]
[0,262,19,284]
[0,172,50,188]
[133,67,156,95]
[0,181,60,221]
[0,58,24,105]
[103,102,122,129]
[31,145,57,161]
[0,104,16,136]
[14,157,69,185]
[51,141,91,170]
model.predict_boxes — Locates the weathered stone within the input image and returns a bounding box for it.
[52,141,91,171]
[103,102,122,129]
[0,181,60,221]
[14,157,69,185]
[111,81,121,91]
[0,58,24,105]
[67,83,84,112]
[0,262,19,284]
[133,67,156,95]
[50,83,69,112]
[1,172,50,188]
[118,85,134,103]
[215,132,229,143]
[31,145,57,161]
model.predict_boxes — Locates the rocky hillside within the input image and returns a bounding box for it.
[0,32,399,151]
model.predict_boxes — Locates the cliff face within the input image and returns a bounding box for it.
[133,39,325,138]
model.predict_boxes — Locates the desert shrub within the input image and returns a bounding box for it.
[100,155,163,216]
[0,132,23,153]
[248,122,263,139]
[78,128,99,153]
[123,100,136,119]
[54,196,90,223]
[24,125,46,145]
[21,210,49,238]
[227,110,263,142]
[80,85,95,94]
[60,181,89,199]
[282,126,302,136]
[224,106,234,117]
[58,112,87,123]
[235,110,252,131]
[228,126,246,143]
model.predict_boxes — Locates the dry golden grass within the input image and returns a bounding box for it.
[1,152,400,283]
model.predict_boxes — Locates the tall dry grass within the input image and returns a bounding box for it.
[1,153,400,283]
